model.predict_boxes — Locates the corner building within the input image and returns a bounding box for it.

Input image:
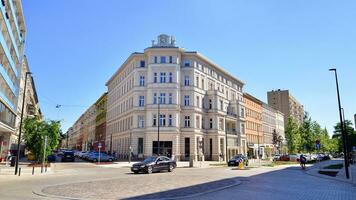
[106,34,246,161]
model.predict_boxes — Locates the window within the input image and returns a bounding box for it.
[138,116,144,128]
[160,56,166,63]
[219,118,224,130]
[168,93,173,104]
[139,96,145,107]
[209,99,212,109]
[139,76,145,86]
[202,117,205,129]
[154,73,157,83]
[196,116,200,128]
[220,100,223,110]
[160,72,166,83]
[184,95,190,106]
[169,72,173,83]
[153,114,157,126]
[196,96,200,108]
[160,93,166,104]
[184,116,190,127]
[138,138,143,154]
[154,56,158,63]
[168,114,173,126]
[140,60,145,67]
[153,93,157,104]
[184,75,190,86]
[201,79,204,90]
[209,118,213,129]
[196,76,199,87]
[184,60,190,67]
[169,56,173,63]
[159,114,166,126]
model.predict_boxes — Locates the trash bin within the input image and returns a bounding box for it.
[10,156,16,167]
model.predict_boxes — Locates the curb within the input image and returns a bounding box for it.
[33,177,242,200]
[304,167,354,186]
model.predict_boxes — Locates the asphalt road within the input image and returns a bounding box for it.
[0,162,355,200]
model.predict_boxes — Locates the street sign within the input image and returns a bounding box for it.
[98,142,102,149]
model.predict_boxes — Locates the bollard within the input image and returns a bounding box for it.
[32,166,35,175]
[18,168,21,176]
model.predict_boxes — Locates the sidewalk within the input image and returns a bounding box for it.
[305,159,356,186]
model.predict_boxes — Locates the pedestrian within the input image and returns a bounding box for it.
[299,154,306,169]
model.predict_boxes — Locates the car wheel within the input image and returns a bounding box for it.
[109,158,113,162]
[93,159,97,162]
[147,166,153,174]
[168,164,174,172]
[134,171,139,174]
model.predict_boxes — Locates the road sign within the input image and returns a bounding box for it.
[98,142,102,149]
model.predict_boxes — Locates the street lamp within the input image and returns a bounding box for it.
[329,68,349,179]
[15,72,32,175]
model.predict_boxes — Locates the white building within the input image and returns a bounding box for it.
[106,34,246,161]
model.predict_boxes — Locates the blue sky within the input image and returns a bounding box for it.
[22,0,356,134]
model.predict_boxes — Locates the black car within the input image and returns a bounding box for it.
[228,154,249,167]
[61,151,75,162]
[131,156,177,174]
[47,154,57,162]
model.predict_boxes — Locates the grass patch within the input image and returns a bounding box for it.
[318,170,338,177]
[323,164,343,169]
[262,163,275,167]
[273,161,298,165]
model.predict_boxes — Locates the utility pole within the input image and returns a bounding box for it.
[329,68,349,179]
[15,72,32,175]
[42,136,47,173]
[225,115,228,163]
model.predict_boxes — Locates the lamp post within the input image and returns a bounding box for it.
[329,68,349,179]
[157,97,160,156]
[15,72,32,175]
[341,108,349,166]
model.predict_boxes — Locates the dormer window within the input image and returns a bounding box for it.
[169,56,173,64]
[154,56,158,63]
[140,60,145,67]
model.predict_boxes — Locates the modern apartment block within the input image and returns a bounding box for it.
[243,93,263,158]
[275,110,285,144]
[0,0,27,160]
[267,89,304,127]
[105,34,246,161]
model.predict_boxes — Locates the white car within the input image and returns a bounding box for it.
[273,154,281,161]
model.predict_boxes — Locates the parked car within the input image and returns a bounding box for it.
[47,154,57,162]
[273,154,281,161]
[279,154,290,161]
[131,156,177,174]
[289,154,300,162]
[228,154,249,167]
[75,151,86,158]
[88,153,114,162]
[61,151,75,162]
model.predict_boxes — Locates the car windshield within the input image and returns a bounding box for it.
[142,156,157,164]
[233,156,242,159]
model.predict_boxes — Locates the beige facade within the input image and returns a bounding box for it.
[106,34,246,161]
[267,89,304,127]
[244,93,263,159]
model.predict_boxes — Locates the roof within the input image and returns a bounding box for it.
[243,93,264,105]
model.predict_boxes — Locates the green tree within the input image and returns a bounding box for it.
[285,117,301,154]
[23,118,61,162]
[300,112,315,152]
[333,120,356,153]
